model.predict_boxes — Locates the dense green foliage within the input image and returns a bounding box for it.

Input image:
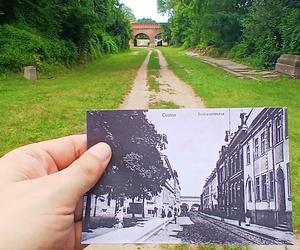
[231,0,300,68]
[0,0,133,71]
[158,0,300,68]
[137,18,157,23]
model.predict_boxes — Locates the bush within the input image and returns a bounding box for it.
[200,12,242,50]
[280,8,300,54]
[89,216,138,229]
[230,0,300,68]
[81,24,119,59]
[0,25,77,71]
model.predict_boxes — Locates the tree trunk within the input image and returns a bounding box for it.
[115,199,119,215]
[83,192,92,232]
[93,195,98,217]
[142,195,145,218]
[132,197,135,219]
[108,188,111,206]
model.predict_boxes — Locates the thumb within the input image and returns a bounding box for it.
[45,142,112,205]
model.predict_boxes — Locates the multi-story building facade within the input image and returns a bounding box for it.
[203,108,292,231]
[226,114,247,220]
[217,145,228,217]
[148,154,181,216]
[201,168,218,214]
[216,113,247,220]
[243,108,292,230]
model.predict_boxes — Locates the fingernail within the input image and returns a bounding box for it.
[89,143,112,162]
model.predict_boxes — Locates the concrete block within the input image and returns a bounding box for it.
[24,66,37,81]
[275,54,300,79]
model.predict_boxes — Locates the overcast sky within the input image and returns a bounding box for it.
[119,0,169,22]
[146,108,255,197]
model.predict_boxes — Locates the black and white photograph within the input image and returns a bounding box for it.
[82,108,294,245]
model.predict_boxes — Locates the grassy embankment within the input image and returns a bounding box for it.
[160,47,300,232]
[0,49,148,156]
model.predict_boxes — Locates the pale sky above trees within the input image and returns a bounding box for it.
[119,0,169,22]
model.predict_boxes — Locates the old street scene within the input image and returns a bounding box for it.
[82,109,293,245]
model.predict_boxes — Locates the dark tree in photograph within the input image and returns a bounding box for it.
[84,111,170,230]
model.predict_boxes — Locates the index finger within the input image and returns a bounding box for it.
[34,134,87,170]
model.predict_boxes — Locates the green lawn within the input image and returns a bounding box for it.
[160,47,300,232]
[148,49,161,92]
[150,101,180,109]
[0,49,148,156]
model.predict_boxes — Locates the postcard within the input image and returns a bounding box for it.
[82,108,293,244]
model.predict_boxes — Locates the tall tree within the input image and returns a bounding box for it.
[83,110,170,230]
[121,5,136,22]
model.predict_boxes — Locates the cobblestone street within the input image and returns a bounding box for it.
[147,217,194,243]
[179,213,288,245]
[145,213,292,245]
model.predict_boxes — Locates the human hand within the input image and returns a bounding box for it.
[0,135,112,250]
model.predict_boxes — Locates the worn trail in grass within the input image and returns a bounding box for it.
[149,49,205,109]
[119,50,152,109]
[119,48,204,110]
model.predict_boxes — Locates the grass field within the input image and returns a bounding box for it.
[148,49,161,92]
[150,101,180,109]
[160,47,300,232]
[0,49,148,156]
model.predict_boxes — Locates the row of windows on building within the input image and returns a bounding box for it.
[247,171,275,202]
[217,182,241,206]
[218,156,243,184]
[246,116,284,165]
[229,183,241,205]
[247,165,291,203]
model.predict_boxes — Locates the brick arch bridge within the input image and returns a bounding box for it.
[131,22,164,45]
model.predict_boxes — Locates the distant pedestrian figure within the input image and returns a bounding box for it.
[115,209,124,229]
[154,206,158,217]
[220,210,225,222]
[245,210,251,226]
[161,208,166,218]
[167,209,172,218]
[238,209,244,226]
[174,210,178,224]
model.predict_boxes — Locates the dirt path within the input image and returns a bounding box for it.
[119,48,205,109]
[119,50,152,109]
[150,49,205,108]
